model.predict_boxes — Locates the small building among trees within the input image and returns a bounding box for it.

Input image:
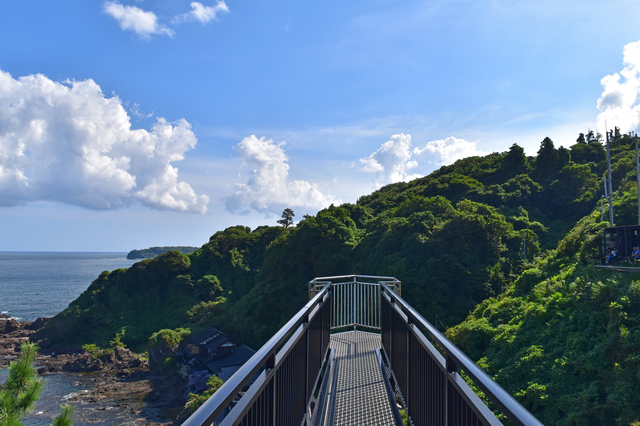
[183,327,255,383]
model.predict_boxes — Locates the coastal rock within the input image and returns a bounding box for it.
[1,319,185,424]
[65,354,103,372]
[0,314,29,334]
[28,316,50,331]
[0,314,36,367]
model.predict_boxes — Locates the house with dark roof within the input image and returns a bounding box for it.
[206,344,256,382]
[183,326,256,382]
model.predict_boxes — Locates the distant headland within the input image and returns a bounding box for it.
[126,246,198,259]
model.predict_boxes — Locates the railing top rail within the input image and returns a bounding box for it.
[183,284,331,426]
[309,274,400,284]
[380,283,543,426]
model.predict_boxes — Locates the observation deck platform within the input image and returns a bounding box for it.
[329,331,396,426]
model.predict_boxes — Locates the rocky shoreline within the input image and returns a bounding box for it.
[0,315,188,425]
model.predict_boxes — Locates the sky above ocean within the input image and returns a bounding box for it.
[1,1,640,251]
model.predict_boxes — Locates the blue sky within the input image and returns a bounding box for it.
[2,0,640,251]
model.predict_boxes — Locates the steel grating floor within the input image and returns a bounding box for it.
[329,331,396,426]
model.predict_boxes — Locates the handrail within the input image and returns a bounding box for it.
[310,274,400,284]
[380,283,543,426]
[183,284,331,426]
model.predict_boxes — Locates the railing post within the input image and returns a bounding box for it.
[352,276,356,329]
[264,353,275,426]
[406,312,415,411]
[303,312,310,423]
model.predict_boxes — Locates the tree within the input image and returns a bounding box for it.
[572,130,606,167]
[277,208,295,228]
[557,146,570,168]
[501,143,528,178]
[0,342,74,426]
[185,375,223,413]
[533,137,559,180]
[586,129,603,146]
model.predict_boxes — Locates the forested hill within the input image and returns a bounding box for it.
[36,130,640,423]
[126,246,198,259]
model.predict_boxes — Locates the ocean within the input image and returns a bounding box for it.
[0,252,144,425]
[0,252,136,321]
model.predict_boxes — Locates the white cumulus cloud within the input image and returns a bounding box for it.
[225,136,338,215]
[359,134,421,189]
[597,41,640,133]
[360,134,483,188]
[0,70,208,213]
[413,136,485,166]
[103,1,174,39]
[173,1,229,24]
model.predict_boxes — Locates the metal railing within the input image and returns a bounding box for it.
[380,283,543,426]
[309,275,401,330]
[183,284,331,426]
[185,275,543,426]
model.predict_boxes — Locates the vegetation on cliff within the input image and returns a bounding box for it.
[126,246,199,259]
[35,129,640,423]
[447,131,640,425]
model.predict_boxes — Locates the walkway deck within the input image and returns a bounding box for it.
[329,331,397,426]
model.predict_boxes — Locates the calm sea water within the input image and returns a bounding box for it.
[0,252,144,425]
[0,252,136,321]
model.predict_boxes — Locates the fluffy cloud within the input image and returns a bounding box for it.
[103,1,174,39]
[359,134,421,188]
[173,1,229,24]
[413,136,485,166]
[225,136,338,215]
[0,70,208,213]
[597,41,640,133]
[360,134,483,188]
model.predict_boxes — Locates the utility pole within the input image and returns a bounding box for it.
[606,127,614,227]
[601,195,604,222]
[635,132,640,225]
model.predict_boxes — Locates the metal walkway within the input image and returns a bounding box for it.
[185,276,543,426]
[329,331,396,426]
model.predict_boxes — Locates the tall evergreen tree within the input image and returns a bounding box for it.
[277,208,295,228]
[534,137,559,181]
[0,342,74,426]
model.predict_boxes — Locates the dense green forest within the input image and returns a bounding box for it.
[36,129,640,424]
[126,246,199,259]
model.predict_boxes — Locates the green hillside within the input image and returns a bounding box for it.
[126,246,199,259]
[35,129,640,423]
[447,132,640,425]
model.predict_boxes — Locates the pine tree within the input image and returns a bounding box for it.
[0,342,74,426]
[277,208,295,228]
